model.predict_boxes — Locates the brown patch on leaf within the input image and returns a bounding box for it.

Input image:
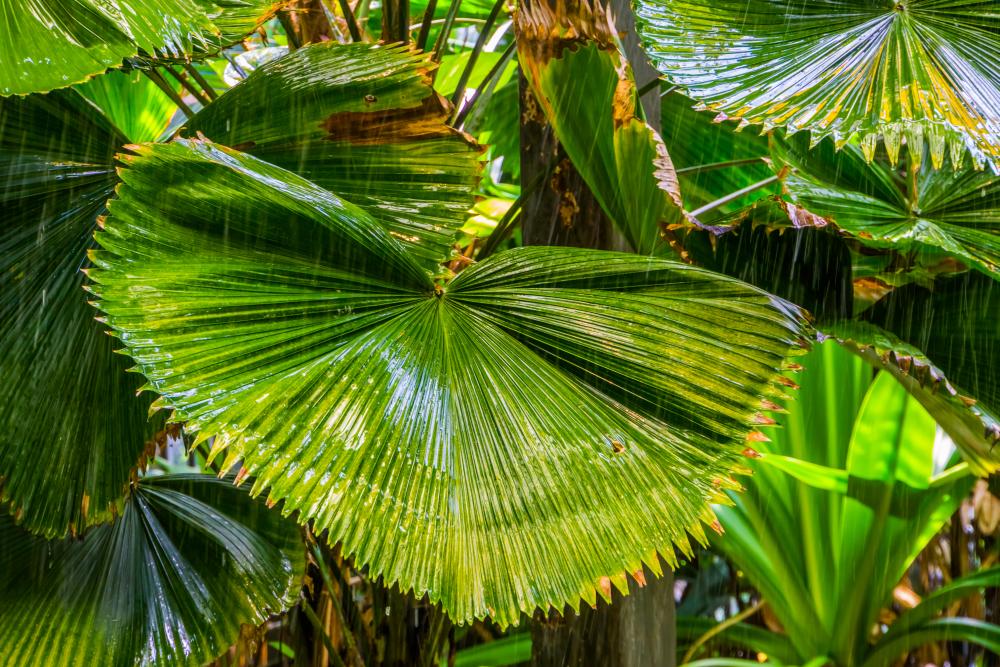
[781,200,829,229]
[752,413,777,426]
[853,276,893,304]
[321,93,462,146]
[598,576,612,599]
[612,76,635,129]
[514,0,617,65]
[777,376,800,390]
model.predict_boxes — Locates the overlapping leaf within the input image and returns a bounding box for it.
[772,133,1000,279]
[185,42,483,274]
[0,473,305,666]
[712,342,973,664]
[76,70,181,143]
[516,0,688,254]
[684,197,855,323]
[90,139,810,626]
[0,0,280,96]
[861,272,1000,469]
[635,0,1000,170]
[0,89,157,537]
[828,321,1000,475]
[660,92,776,218]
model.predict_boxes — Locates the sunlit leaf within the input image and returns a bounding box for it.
[712,342,973,663]
[517,2,688,253]
[75,70,181,143]
[0,473,305,666]
[89,139,810,627]
[635,0,1000,170]
[0,89,156,537]
[185,42,483,275]
[772,133,1000,280]
[0,0,281,96]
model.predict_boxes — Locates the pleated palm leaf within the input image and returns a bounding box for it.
[88,136,812,626]
[635,0,1000,170]
[3,32,812,636]
[0,473,306,666]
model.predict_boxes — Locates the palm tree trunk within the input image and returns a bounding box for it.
[518,1,676,661]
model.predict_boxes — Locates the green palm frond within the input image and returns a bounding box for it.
[772,133,1000,279]
[635,0,1000,170]
[185,42,484,275]
[863,271,1000,465]
[828,321,1000,475]
[0,0,280,96]
[0,89,157,537]
[0,473,305,666]
[89,139,810,627]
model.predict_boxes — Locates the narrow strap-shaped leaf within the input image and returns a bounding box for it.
[862,618,1000,667]
[91,140,811,627]
[0,89,158,537]
[635,0,1000,170]
[0,473,305,666]
[881,566,1000,642]
[675,616,799,664]
[185,42,484,274]
[0,0,280,96]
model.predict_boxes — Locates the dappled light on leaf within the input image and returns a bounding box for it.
[89,139,811,627]
[636,0,1000,170]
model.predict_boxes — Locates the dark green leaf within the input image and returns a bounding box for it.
[0,473,305,666]
[676,616,799,664]
[771,132,1000,280]
[90,139,810,627]
[861,618,1000,667]
[684,198,854,323]
[881,566,1000,642]
[0,89,156,537]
